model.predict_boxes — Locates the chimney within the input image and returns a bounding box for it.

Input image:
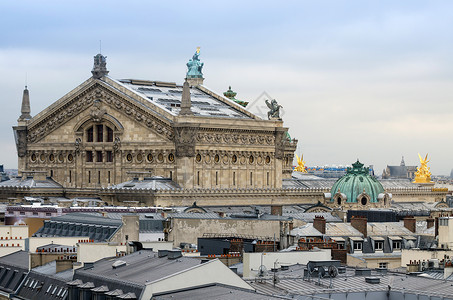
[435,217,439,237]
[403,216,416,233]
[313,216,326,234]
[427,218,435,229]
[351,216,367,237]
[179,79,193,116]
[271,205,282,216]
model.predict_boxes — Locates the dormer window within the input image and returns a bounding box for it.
[375,241,383,251]
[353,242,362,251]
[392,240,401,250]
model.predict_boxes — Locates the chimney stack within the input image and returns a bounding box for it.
[403,216,416,233]
[351,216,367,237]
[426,218,435,229]
[313,216,326,234]
[271,205,282,216]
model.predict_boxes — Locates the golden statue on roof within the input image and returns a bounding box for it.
[294,154,307,173]
[413,153,433,183]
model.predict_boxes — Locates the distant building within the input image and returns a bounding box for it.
[382,156,417,180]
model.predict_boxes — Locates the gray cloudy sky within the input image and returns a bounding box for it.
[1,0,452,175]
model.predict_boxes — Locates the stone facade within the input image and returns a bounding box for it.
[13,55,297,192]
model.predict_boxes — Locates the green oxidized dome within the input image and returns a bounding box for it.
[330,160,384,203]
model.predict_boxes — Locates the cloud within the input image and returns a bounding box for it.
[1,1,452,175]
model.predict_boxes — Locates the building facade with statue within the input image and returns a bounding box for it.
[7,50,304,206]
[3,51,448,208]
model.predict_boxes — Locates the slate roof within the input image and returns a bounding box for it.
[283,177,335,189]
[248,263,453,299]
[367,222,414,236]
[0,177,62,188]
[116,79,252,119]
[73,250,203,298]
[153,283,282,300]
[380,179,419,188]
[18,270,69,300]
[106,176,181,191]
[290,222,365,238]
[32,261,74,281]
[285,174,427,190]
[33,213,121,241]
[288,212,341,223]
[0,250,29,269]
[0,251,29,295]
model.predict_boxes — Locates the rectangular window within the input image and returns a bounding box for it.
[86,151,93,162]
[250,172,253,186]
[267,172,270,186]
[107,126,113,142]
[96,151,103,162]
[353,242,362,251]
[98,171,101,184]
[216,171,218,185]
[20,212,25,216]
[87,127,93,142]
[50,169,53,177]
[337,242,345,250]
[392,240,401,250]
[33,212,38,216]
[379,262,388,269]
[233,172,236,186]
[108,171,111,184]
[96,125,103,142]
[106,151,113,162]
[88,171,91,183]
[46,212,51,216]
[197,171,200,186]
[169,171,172,180]
[69,170,72,183]
[375,241,383,251]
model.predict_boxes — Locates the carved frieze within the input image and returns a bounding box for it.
[27,84,174,144]
[90,100,106,122]
[195,132,275,146]
[174,124,199,157]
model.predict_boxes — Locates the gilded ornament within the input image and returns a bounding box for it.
[413,153,434,183]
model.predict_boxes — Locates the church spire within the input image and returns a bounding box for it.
[179,78,193,116]
[91,53,109,79]
[18,86,31,122]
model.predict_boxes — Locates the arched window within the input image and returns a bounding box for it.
[85,124,114,143]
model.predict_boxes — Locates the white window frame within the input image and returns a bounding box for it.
[353,241,362,251]
[379,262,388,269]
[392,240,401,250]
[375,241,384,251]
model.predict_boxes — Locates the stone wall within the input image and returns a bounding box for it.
[166,217,292,248]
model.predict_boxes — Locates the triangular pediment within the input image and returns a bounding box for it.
[27,77,175,143]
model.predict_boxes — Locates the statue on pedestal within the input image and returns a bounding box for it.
[265,99,283,120]
[294,154,307,173]
[186,47,204,78]
[413,153,433,183]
